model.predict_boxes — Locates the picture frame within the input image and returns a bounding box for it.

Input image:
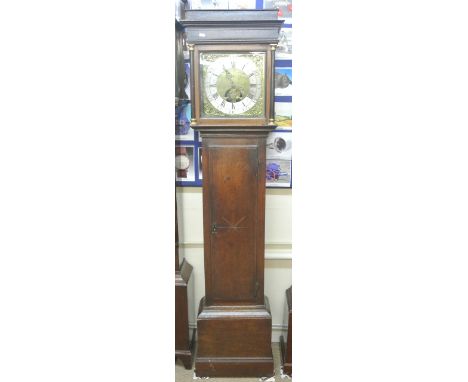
[175,145,196,183]
[266,159,292,188]
[276,26,292,59]
[266,130,292,160]
[275,67,292,97]
[175,101,195,140]
[275,101,292,129]
[264,0,292,23]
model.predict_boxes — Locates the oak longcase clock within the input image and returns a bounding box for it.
[181,10,283,378]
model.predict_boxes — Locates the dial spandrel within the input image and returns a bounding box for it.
[200,52,265,118]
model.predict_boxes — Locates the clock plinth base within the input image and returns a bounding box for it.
[195,357,274,378]
[194,296,274,378]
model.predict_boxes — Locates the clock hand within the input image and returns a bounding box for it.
[221,67,240,102]
[223,67,236,87]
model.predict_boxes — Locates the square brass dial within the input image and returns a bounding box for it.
[200,52,266,119]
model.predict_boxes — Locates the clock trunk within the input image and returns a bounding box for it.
[202,134,267,306]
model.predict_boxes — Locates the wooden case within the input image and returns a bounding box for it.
[181,10,283,378]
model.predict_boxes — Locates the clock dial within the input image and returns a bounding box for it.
[200,52,265,118]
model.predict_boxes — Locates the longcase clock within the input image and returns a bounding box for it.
[181,10,283,378]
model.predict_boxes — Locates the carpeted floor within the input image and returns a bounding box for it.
[175,342,291,382]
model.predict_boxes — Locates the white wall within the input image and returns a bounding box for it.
[176,187,292,342]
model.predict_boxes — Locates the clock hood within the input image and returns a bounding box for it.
[181,9,284,45]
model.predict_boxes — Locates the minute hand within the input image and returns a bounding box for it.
[224,68,236,87]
